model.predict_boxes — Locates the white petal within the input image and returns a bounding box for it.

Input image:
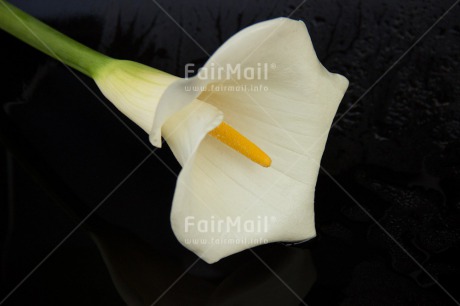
[94,60,178,133]
[162,100,223,166]
[149,76,209,147]
[160,18,349,263]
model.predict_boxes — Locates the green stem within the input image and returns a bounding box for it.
[0,0,112,77]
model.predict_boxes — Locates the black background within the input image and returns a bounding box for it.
[1,0,459,305]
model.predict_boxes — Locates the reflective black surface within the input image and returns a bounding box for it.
[1,0,459,305]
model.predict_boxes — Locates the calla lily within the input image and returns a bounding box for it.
[0,2,348,264]
[96,18,348,263]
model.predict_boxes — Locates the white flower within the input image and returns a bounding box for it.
[94,17,348,263]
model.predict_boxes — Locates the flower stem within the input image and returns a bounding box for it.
[0,0,111,77]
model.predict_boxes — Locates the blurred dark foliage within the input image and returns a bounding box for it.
[0,0,459,305]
